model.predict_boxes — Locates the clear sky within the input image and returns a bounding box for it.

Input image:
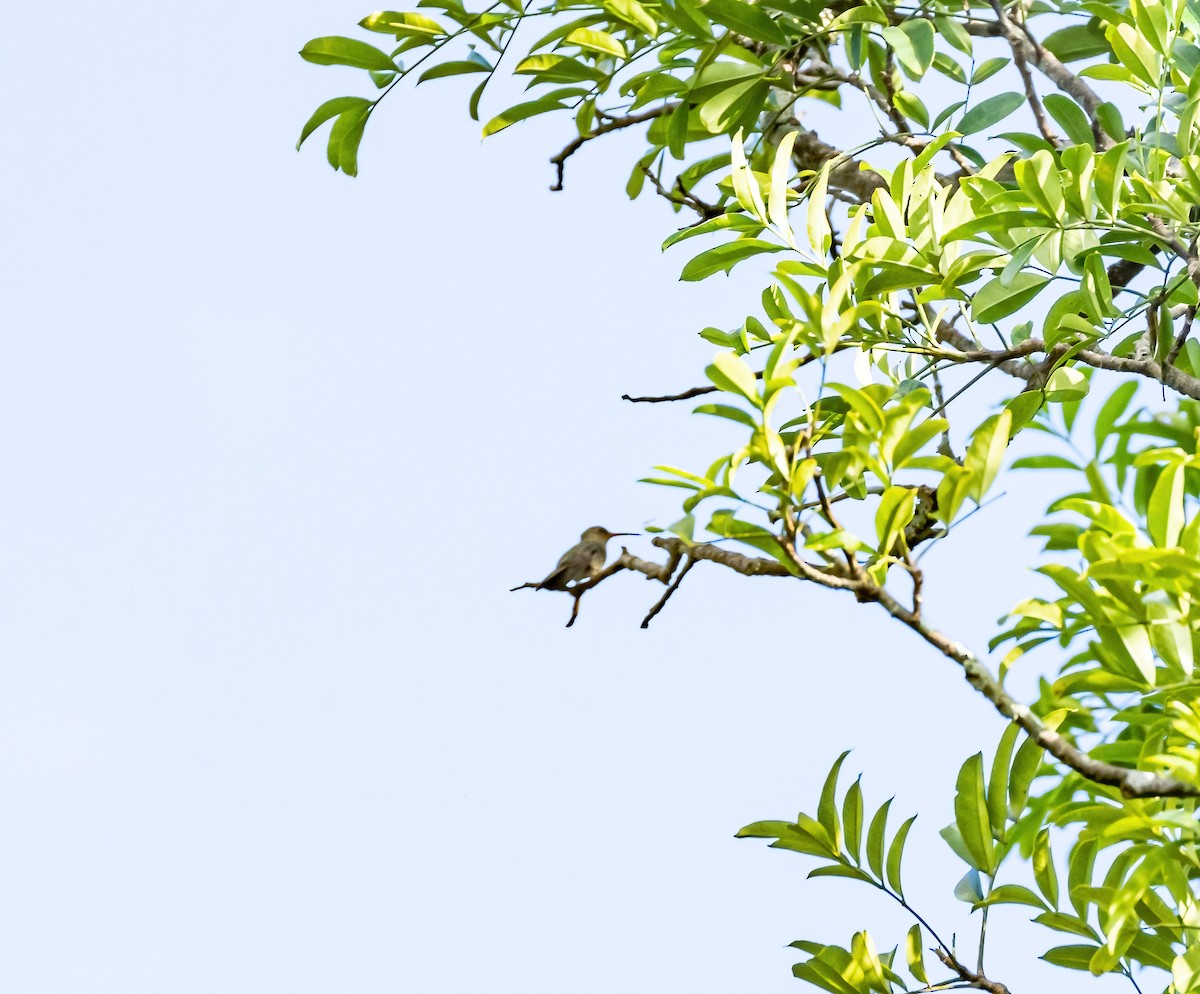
[1,4,1126,993]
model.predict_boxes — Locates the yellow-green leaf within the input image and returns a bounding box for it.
[566,27,627,58]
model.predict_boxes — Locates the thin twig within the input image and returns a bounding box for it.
[640,556,696,628]
[1167,305,1197,366]
[550,104,674,191]
[995,0,1059,147]
[639,163,723,218]
[623,345,849,403]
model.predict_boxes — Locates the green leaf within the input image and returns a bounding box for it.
[1043,23,1111,62]
[932,53,966,83]
[892,417,946,468]
[1043,94,1095,147]
[297,96,372,149]
[970,56,1010,84]
[693,403,758,428]
[1010,454,1081,470]
[953,753,995,873]
[958,92,1025,135]
[1105,22,1160,85]
[875,485,915,554]
[986,722,1019,838]
[565,27,627,58]
[468,77,487,121]
[704,0,787,43]
[806,163,831,256]
[326,102,371,175]
[1034,912,1099,939]
[360,10,445,35]
[1044,366,1089,402]
[842,778,863,865]
[817,751,849,852]
[706,351,760,405]
[1033,828,1059,907]
[680,239,788,280]
[964,410,1011,503]
[418,59,492,82]
[482,97,569,137]
[730,127,767,221]
[698,79,767,133]
[882,20,935,77]
[300,36,398,72]
[977,883,1047,910]
[935,13,971,54]
[736,819,796,839]
[911,132,961,175]
[973,272,1050,323]
[1095,141,1129,218]
[768,131,798,242]
[1067,838,1097,918]
[1007,730,1043,819]
[605,0,659,36]
[865,798,891,880]
[807,864,875,883]
[905,925,927,984]
[1042,944,1102,970]
[661,212,761,249]
[886,814,916,896]
[1096,101,1125,141]
[1148,462,1185,546]
[667,102,689,159]
[892,91,929,130]
[936,465,974,525]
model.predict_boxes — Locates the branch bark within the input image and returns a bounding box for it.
[550,105,674,191]
[564,536,1200,800]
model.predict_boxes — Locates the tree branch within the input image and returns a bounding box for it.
[623,344,849,403]
[867,585,1200,799]
[640,555,696,628]
[591,536,1200,799]
[935,948,1011,994]
[926,334,1200,401]
[550,104,674,192]
[993,0,1059,148]
[977,8,1110,147]
[639,165,723,219]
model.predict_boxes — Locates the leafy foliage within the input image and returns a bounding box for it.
[299,0,1200,988]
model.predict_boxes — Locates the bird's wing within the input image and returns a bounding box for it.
[538,564,571,590]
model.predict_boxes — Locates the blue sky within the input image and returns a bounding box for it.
[0,4,1128,992]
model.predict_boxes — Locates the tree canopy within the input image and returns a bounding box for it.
[299,0,1200,990]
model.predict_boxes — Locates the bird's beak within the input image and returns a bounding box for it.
[607,532,638,537]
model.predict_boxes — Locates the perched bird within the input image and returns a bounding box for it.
[514,526,637,591]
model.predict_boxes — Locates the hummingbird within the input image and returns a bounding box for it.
[512,526,637,591]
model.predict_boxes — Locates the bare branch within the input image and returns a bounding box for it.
[550,104,674,192]
[1167,305,1197,367]
[648,538,1199,797]
[868,585,1200,799]
[927,332,1200,401]
[622,383,721,404]
[993,0,1060,148]
[933,325,1043,383]
[640,556,696,628]
[935,948,1011,994]
[979,9,1110,146]
[623,344,849,404]
[619,544,680,582]
[653,536,793,577]
[639,165,723,219]
[791,128,890,202]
